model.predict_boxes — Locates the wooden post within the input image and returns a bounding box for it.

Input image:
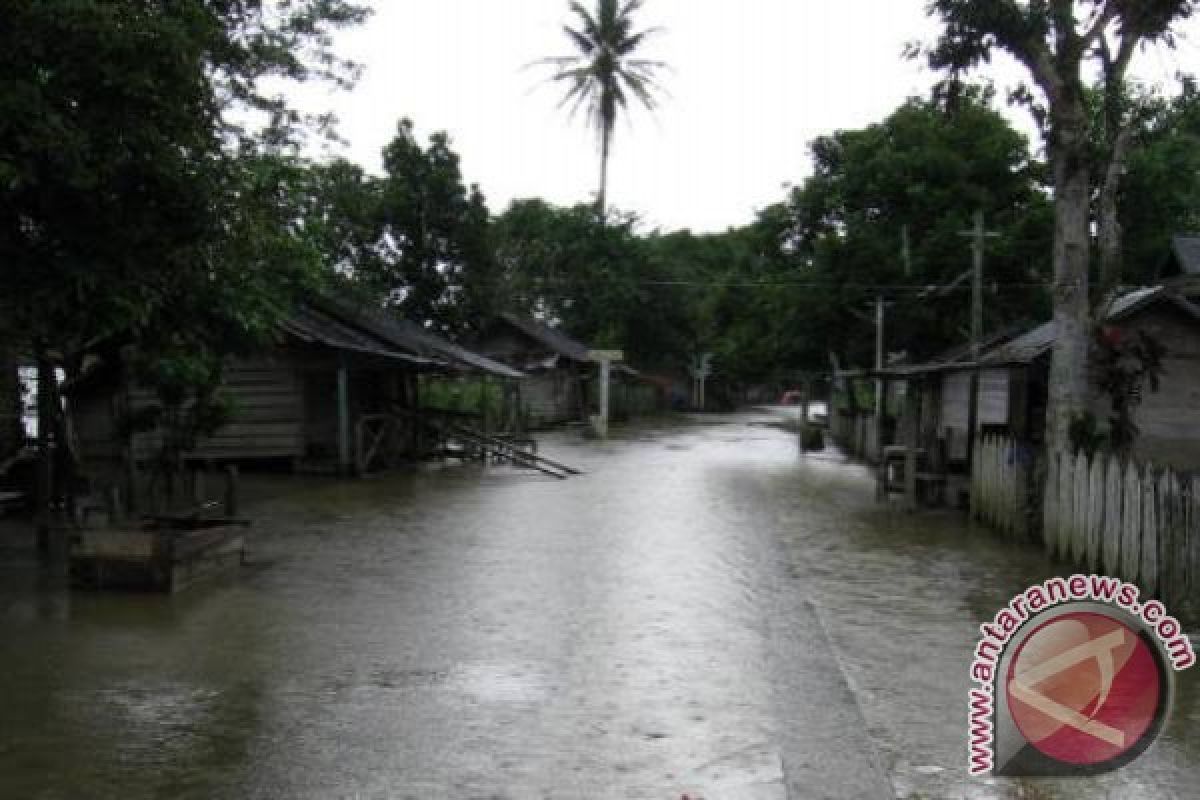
[904,377,920,511]
[966,371,980,479]
[904,444,918,512]
[35,357,54,554]
[875,374,889,500]
[105,485,122,528]
[223,465,239,519]
[587,350,623,439]
[192,464,206,506]
[336,357,351,476]
[874,295,885,441]
[960,211,998,480]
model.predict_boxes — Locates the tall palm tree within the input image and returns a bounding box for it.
[537,0,666,216]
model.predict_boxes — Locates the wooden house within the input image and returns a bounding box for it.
[68,299,522,478]
[1167,234,1200,302]
[608,365,668,421]
[473,314,595,428]
[880,287,1200,470]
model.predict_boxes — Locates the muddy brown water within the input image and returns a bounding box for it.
[0,411,1196,798]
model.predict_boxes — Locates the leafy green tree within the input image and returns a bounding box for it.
[537,0,667,215]
[361,120,498,334]
[1120,78,1200,280]
[777,93,1052,367]
[492,198,693,369]
[0,1,366,499]
[920,0,1196,446]
[1,1,368,361]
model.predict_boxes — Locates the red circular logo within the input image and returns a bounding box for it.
[1006,612,1163,767]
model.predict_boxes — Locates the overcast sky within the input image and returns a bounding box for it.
[290,1,1199,234]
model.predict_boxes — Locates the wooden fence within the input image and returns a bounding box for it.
[971,435,1035,540]
[973,434,1198,609]
[832,411,879,463]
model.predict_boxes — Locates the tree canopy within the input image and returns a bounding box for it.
[0,0,368,373]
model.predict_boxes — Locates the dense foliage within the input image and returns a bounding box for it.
[0,0,368,374]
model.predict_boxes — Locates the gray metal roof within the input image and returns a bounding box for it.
[981,286,1200,366]
[315,297,524,379]
[282,306,435,365]
[980,321,1056,365]
[380,316,525,379]
[1172,235,1200,275]
[497,313,592,363]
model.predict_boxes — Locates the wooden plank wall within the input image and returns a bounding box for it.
[132,358,304,461]
[522,372,577,428]
[942,369,1011,461]
[831,411,878,463]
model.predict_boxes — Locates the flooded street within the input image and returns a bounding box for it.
[1,411,1197,799]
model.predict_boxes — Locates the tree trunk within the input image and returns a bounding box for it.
[597,125,610,219]
[1096,125,1133,308]
[1045,98,1093,450]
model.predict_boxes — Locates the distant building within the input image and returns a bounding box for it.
[845,287,1200,471]
[473,314,594,428]
[67,299,521,477]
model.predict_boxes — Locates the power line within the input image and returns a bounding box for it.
[603,279,1062,291]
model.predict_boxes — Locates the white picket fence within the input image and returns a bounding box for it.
[1043,448,1198,607]
[971,436,1035,540]
[973,435,1198,608]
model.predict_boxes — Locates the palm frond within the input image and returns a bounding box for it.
[562,25,596,55]
[533,0,669,208]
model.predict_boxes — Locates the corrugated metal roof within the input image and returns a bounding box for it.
[315,297,524,379]
[381,317,525,379]
[1106,285,1163,318]
[281,306,434,365]
[981,286,1200,365]
[498,313,592,362]
[981,321,1056,365]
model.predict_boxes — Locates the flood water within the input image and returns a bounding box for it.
[0,410,1196,799]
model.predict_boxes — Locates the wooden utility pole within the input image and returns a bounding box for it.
[874,296,887,463]
[959,211,1000,474]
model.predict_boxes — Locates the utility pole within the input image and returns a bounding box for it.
[958,210,1000,475]
[873,295,889,494]
[689,353,712,411]
[874,294,885,423]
